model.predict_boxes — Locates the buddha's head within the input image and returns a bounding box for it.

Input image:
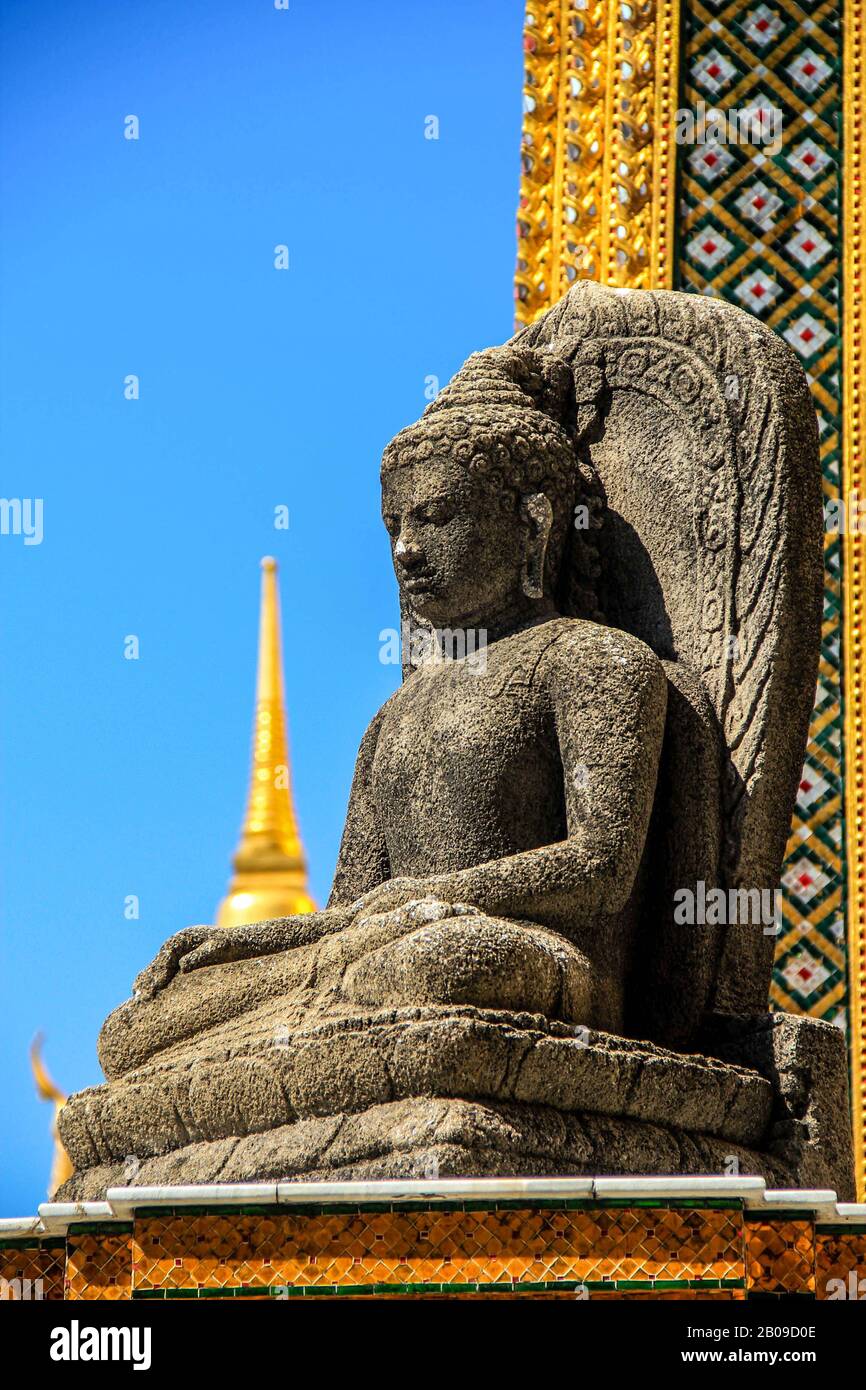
[381,346,604,632]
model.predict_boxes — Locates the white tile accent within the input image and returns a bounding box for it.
[832,1204,866,1224]
[756,1188,839,1214]
[593,1176,766,1198]
[0,1215,42,1237]
[37,1201,119,1232]
[276,1177,597,1205]
[4,1179,864,1233]
[105,1183,279,1216]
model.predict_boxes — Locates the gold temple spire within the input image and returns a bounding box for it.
[216,557,315,927]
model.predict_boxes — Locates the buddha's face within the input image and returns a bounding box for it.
[381,451,545,629]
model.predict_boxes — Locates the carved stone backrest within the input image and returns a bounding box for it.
[515,281,823,1023]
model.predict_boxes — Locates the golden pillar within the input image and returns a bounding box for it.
[843,0,866,1200]
[216,557,315,927]
[515,0,866,1196]
[515,0,680,321]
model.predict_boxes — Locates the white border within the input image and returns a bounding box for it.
[0,1177,861,1235]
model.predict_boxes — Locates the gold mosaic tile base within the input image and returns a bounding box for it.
[2,1205,865,1299]
[746,1218,816,1295]
[0,1239,65,1300]
[132,1206,743,1294]
[66,1227,133,1301]
[816,1228,866,1299]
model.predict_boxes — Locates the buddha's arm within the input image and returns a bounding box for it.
[352,635,667,922]
[328,706,392,907]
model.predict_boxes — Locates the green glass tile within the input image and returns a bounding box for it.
[746,1291,818,1301]
[745,1212,816,1224]
[71,1222,134,1236]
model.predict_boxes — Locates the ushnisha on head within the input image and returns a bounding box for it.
[380,345,606,632]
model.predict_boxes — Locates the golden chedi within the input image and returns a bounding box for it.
[216,556,315,927]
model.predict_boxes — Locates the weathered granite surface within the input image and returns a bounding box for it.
[57,1004,851,1196]
[58,282,853,1200]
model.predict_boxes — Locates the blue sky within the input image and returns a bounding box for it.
[0,0,525,1215]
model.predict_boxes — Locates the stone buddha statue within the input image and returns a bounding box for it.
[58,282,855,1199]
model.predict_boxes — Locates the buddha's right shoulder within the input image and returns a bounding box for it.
[358,687,404,749]
[537,617,666,690]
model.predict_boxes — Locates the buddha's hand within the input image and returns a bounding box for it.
[132,915,337,999]
[347,876,477,924]
[132,926,218,998]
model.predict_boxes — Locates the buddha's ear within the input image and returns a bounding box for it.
[519,492,554,600]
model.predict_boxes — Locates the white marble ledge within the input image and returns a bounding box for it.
[2,1177,862,1235]
[36,1200,124,1233]
[0,1215,43,1238]
[105,1183,279,1218]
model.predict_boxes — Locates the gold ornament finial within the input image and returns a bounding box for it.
[30,1034,73,1197]
[216,557,315,927]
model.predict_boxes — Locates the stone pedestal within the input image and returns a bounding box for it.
[57,1006,855,1202]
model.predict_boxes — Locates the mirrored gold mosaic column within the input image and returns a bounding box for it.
[843,0,866,1200]
[515,0,680,324]
[515,0,866,1200]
